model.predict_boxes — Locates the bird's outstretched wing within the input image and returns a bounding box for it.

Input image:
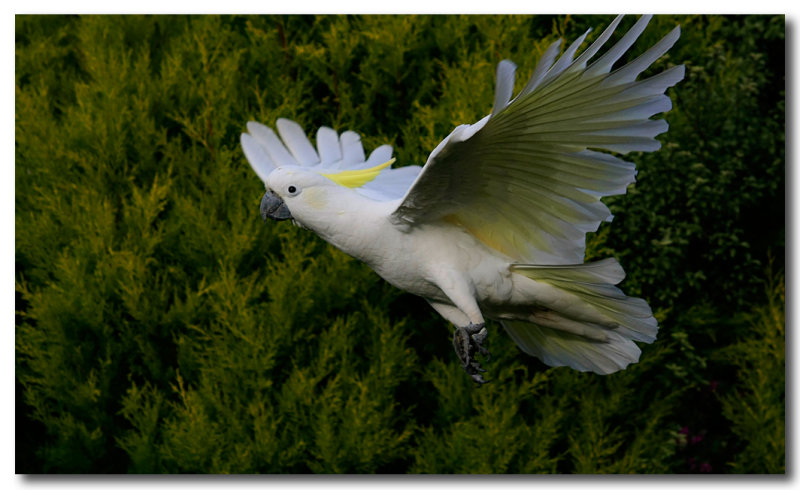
[390,15,684,264]
[241,119,421,201]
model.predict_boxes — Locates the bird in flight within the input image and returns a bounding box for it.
[241,15,683,383]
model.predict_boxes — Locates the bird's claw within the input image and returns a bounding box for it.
[452,322,491,384]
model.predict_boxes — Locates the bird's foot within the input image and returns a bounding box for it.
[452,322,491,384]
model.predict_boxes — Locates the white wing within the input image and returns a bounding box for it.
[241,118,421,201]
[390,15,684,264]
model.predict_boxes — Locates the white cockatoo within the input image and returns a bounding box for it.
[241,15,683,383]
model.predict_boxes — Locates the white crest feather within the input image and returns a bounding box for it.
[241,120,421,201]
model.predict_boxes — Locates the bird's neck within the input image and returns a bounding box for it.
[300,191,400,263]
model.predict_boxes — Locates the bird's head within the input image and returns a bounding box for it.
[261,158,396,226]
[262,166,331,224]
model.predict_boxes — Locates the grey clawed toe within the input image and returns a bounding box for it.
[452,322,491,384]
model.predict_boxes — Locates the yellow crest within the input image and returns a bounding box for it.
[320,158,395,188]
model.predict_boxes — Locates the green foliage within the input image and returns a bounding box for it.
[716,268,785,473]
[16,15,784,474]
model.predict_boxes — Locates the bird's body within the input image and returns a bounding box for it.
[267,168,580,320]
[266,168,510,306]
[244,15,683,382]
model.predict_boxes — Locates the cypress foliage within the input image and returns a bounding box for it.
[16,15,784,473]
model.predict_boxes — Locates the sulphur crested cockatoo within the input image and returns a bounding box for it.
[241,15,683,383]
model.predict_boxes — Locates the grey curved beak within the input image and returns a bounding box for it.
[260,190,292,222]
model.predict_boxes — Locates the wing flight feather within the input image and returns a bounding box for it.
[390,15,684,264]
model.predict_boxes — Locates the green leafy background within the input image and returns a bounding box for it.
[15,14,784,473]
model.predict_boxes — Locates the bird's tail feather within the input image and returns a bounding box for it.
[504,258,658,374]
[501,319,641,374]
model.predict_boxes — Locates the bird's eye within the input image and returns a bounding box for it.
[287,185,297,195]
